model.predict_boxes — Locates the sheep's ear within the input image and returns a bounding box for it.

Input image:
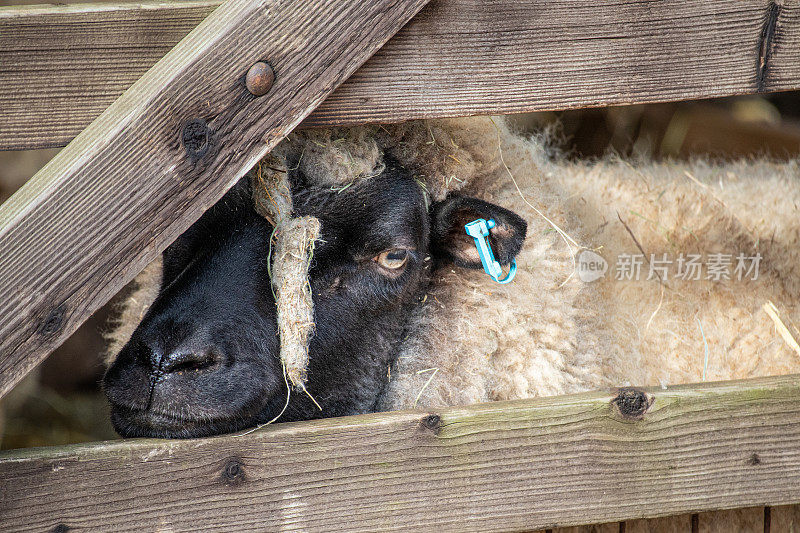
[430,195,527,269]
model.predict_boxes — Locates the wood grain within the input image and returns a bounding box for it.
[0,0,430,399]
[1,0,799,150]
[2,375,800,532]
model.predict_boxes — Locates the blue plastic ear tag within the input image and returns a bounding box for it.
[464,218,517,284]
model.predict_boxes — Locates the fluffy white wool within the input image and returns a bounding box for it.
[107,117,800,530]
[382,119,800,410]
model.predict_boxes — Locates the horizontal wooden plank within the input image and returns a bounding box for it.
[0,0,430,399]
[1,0,799,150]
[2,375,800,531]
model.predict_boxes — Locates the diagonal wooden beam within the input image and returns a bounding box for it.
[0,0,431,399]
[1,0,799,150]
[2,375,800,531]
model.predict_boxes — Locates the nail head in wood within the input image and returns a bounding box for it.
[245,61,275,96]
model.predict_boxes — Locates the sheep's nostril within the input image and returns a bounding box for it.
[161,350,219,375]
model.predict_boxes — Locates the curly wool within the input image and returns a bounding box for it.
[271,216,320,388]
[379,118,800,411]
[272,118,502,200]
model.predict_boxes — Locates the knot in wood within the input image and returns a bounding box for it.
[38,304,66,338]
[221,458,245,485]
[611,388,653,420]
[246,61,275,96]
[182,118,210,159]
[420,414,441,434]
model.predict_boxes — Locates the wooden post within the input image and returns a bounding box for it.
[0,0,430,399]
[2,375,800,531]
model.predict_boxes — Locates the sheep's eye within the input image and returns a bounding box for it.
[375,249,409,270]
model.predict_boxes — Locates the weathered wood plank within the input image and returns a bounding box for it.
[0,0,430,399]
[1,0,799,150]
[2,375,800,532]
[0,1,218,150]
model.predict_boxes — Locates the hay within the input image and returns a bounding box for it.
[763,300,800,360]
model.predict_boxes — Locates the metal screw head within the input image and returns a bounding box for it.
[246,61,275,96]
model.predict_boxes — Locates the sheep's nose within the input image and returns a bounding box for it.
[159,349,220,375]
[133,323,223,376]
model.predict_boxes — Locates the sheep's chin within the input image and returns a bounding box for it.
[109,405,249,439]
[108,395,286,439]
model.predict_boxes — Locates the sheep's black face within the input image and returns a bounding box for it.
[103,162,527,438]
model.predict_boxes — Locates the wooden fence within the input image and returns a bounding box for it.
[1,0,798,150]
[3,375,800,531]
[1,0,799,531]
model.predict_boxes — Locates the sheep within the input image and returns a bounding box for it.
[105,116,800,530]
[103,130,528,438]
